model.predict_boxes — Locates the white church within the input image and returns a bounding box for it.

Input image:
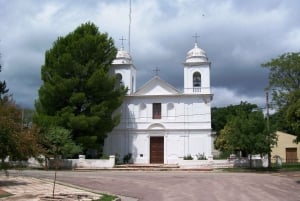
[103,40,213,164]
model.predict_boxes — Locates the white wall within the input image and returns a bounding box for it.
[104,85,213,164]
[104,130,212,164]
[115,95,212,130]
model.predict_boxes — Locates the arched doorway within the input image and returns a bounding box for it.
[148,123,165,164]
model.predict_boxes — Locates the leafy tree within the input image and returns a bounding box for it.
[0,96,44,170]
[46,126,82,159]
[44,126,82,198]
[213,102,257,149]
[262,52,300,140]
[213,102,258,158]
[286,90,300,142]
[216,109,276,168]
[0,52,43,173]
[269,109,293,134]
[0,55,9,100]
[34,22,127,156]
[0,97,20,164]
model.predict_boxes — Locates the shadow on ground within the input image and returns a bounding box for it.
[0,180,27,187]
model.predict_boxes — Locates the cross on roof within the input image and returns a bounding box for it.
[119,36,126,49]
[192,33,200,44]
[153,67,160,76]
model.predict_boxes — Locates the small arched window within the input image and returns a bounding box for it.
[116,73,123,87]
[139,103,147,119]
[193,72,201,87]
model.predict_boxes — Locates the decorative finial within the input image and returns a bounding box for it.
[192,33,199,46]
[119,36,126,49]
[153,67,160,76]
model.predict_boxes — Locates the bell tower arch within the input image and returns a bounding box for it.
[183,36,211,95]
[110,45,136,95]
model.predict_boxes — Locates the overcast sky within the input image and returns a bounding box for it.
[0,0,300,109]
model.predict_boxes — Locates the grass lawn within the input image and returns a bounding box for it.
[280,163,300,171]
[93,194,118,201]
[0,188,12,198]
[221,163,300,172]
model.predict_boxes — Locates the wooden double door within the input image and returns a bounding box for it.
[150,137,164,164]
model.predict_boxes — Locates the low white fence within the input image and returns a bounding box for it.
[178,157,268,168]
[178,157,234,169]
[49,155,115,169]
[7,155,115,169]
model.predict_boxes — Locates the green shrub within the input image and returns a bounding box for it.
[100,154,110,159]
[196,153,207,160]
[123,153,132,164]
[183,154,193,160]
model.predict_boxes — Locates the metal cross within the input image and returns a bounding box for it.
[153,67,160,76]
[192,33,200,44]
[119,36,126,49]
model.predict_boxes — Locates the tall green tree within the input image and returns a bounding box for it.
[262,52,300,141]
[212,101,257,136]
[213,101,257,154]
[34,22,127,156]
[286,90,300,141]
[216,109,276,167]
[0,54,9,100]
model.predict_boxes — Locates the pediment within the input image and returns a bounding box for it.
[134,76,181,95]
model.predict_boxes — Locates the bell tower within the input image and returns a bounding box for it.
[183,35,211,95]
[110,39,136,95]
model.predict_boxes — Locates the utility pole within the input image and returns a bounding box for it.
[266,91,271,168]
[128,0,131,53]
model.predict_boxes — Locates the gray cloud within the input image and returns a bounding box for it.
[1,0,300,109]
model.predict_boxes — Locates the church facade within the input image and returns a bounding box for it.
[103,41,213,164]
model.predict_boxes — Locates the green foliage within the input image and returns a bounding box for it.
[0,96,45,166]
[212,102,257,135]
[43,126,82,198]
[262,52,300,140]
[123,153,132,164]
[286,90,300,142]
[45,126,82,159]
[183,154,193,160]
[34,22,127,155]
[196,153,207,160]
[281,163,300,171]
[262,52,300,108]
[215,109,277,158]
[94,194,117,201]
[100,154,110,159]
[0,191,12,198]
[0,54,9,100]
[269,110,293,134]
[213,102,257,150]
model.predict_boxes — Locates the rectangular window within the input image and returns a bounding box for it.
[152,103,161,119]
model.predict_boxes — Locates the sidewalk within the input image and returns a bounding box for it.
[0,176,103,201]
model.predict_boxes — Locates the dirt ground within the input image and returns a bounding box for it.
[2,170,300,201]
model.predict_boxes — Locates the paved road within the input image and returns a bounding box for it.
[5,170,300,201]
